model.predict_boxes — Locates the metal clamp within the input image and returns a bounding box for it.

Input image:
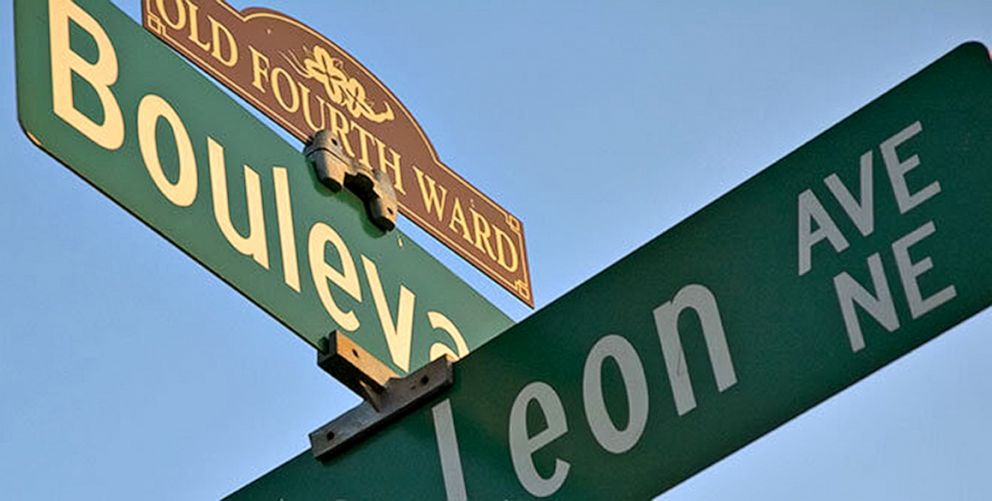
[304,130,398,232]
[310,331,454,460]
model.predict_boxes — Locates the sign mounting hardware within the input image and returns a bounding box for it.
[305,130,398,232]
[310,331,455,459]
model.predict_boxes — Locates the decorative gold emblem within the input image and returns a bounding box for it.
[286,46,395,124]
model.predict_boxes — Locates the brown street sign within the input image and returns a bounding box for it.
[141,0,534,307]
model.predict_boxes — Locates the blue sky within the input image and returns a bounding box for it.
[2,0,990,499]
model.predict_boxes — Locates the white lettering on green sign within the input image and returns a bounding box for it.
[434,283,736,498]
[46,0,468,373]
[796,120,957,352]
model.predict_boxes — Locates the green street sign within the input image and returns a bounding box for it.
[14,0,512,375]
[229,43,992,499]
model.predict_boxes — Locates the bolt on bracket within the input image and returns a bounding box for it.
[310,331,454,460]
[304,130,398,232]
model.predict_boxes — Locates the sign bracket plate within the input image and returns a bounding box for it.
[310,332,454,459]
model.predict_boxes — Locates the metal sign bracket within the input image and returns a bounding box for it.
[309,331,454,460]
[304,130,399,232]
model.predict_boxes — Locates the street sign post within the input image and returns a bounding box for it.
[229,42,992,498]
[140,0,535,307]
[15,0,512,376]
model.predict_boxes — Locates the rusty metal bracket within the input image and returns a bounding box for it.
[304,130,398,232]
[311,331,454,460]
[317,330,397,407]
